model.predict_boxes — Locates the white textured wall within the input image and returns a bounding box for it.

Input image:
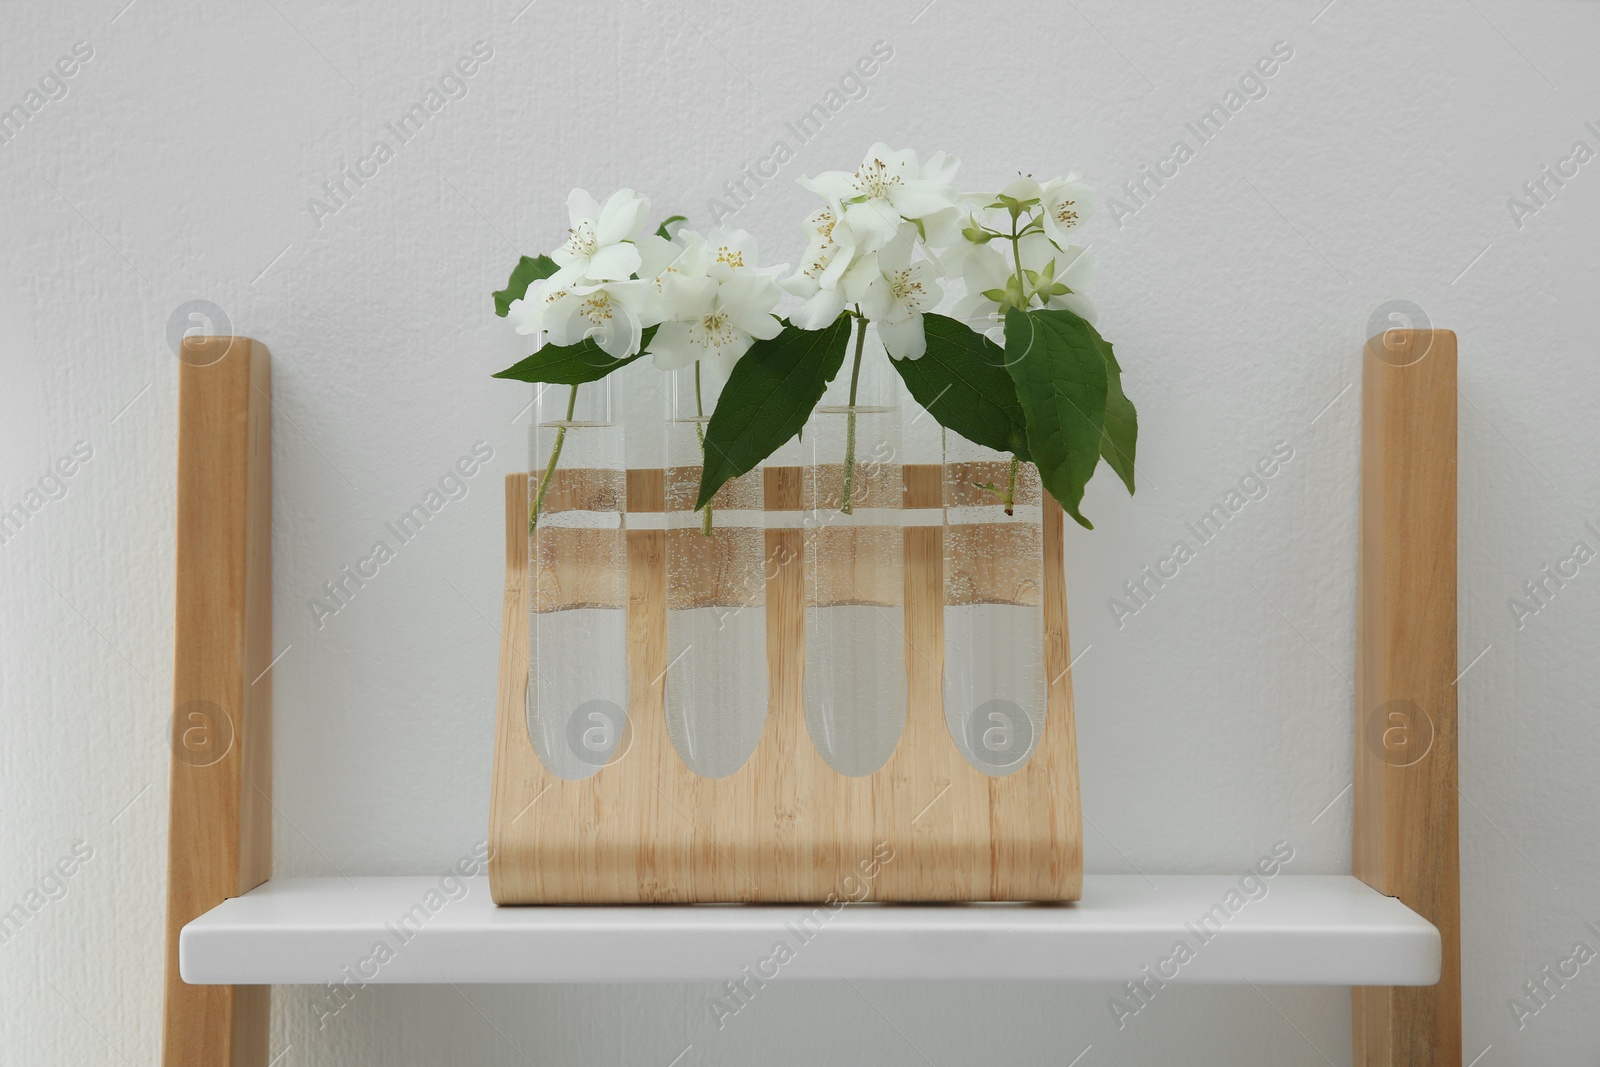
[3,0,1597,1062]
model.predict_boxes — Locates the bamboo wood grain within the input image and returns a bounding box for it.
[489,463,1082,903]
[162,338,272,1066]
[1352,330,1461,1065]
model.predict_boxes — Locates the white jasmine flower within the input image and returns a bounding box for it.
[647,227,784,374]
[919,209,966,256]
[798,143,958,251]
[785,272,850,329]
[1040,175,1094,246]
[954,235,1098,336]
[781,205,864,329]
[914,150,966,245]
[702,227,768,281]
[793,206,853,284]
[965,173,1092,249]
[542,279,658,359]
[1035,240,1098,321]
[643,228,783,290]
[506,276,576,338]
[549,187,651,285]
[920,149,962,188]
[635,232,689,289]
[848,236,943,361]
[649,273,783,375]
[952,243,1009,332]
[921,199,989,273]
[997,174,1044,203]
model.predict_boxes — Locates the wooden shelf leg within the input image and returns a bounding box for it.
[1352,329,1461,1065]
[162,337,273,1066]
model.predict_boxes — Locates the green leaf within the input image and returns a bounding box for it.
[1002,307,1109,529]
[492,325,659,386]
[695,316,853,510]
[492,255,559,317]
[890,314,1029,459]
[1098,333,1138,496]
[654,215,687,239]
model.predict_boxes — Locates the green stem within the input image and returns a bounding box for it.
[1010,213,1027,298]
[1004,455,1020,516]
[694,361,713,536]
[530,384,579,531]
[840,312,868,515]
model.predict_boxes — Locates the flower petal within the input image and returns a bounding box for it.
[541,292,584,347]
[634,234,683,282]
[816,242,857,290]
[596,188,648,244]
[866,144,919,181]
[586,242,643,282]
[841,200,901,251]
[950,292,996,326]
[706,333,755,377]
[647,321,698,371]
[905,265,943,312]
[798,171,860,201]
[841,253,882,303]
[780,268,820,298]
[720,277,783,338]
[998,175,1042,201]
[566,188,602,226]
[790,287,848,330]
[920,150,961,186]
[918,205,964,247]
[876,314,927,360]
[548,244,583,268]
[594,305,642,359]
[1054,243,1099,290]
[961,244,1009,294]
[740,312,782,341]
[875,232,915,273]
[887,180,957,220]
[717,273,778,310]
[662,274,718,319]
[707,227,759,269]
[1048,291,1098,324]
[607,279,666,328]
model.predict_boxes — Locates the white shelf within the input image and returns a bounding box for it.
[180,874,1439,986]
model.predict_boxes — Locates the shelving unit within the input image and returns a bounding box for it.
[161,331,1461,1065]
[181,874,1439,987]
